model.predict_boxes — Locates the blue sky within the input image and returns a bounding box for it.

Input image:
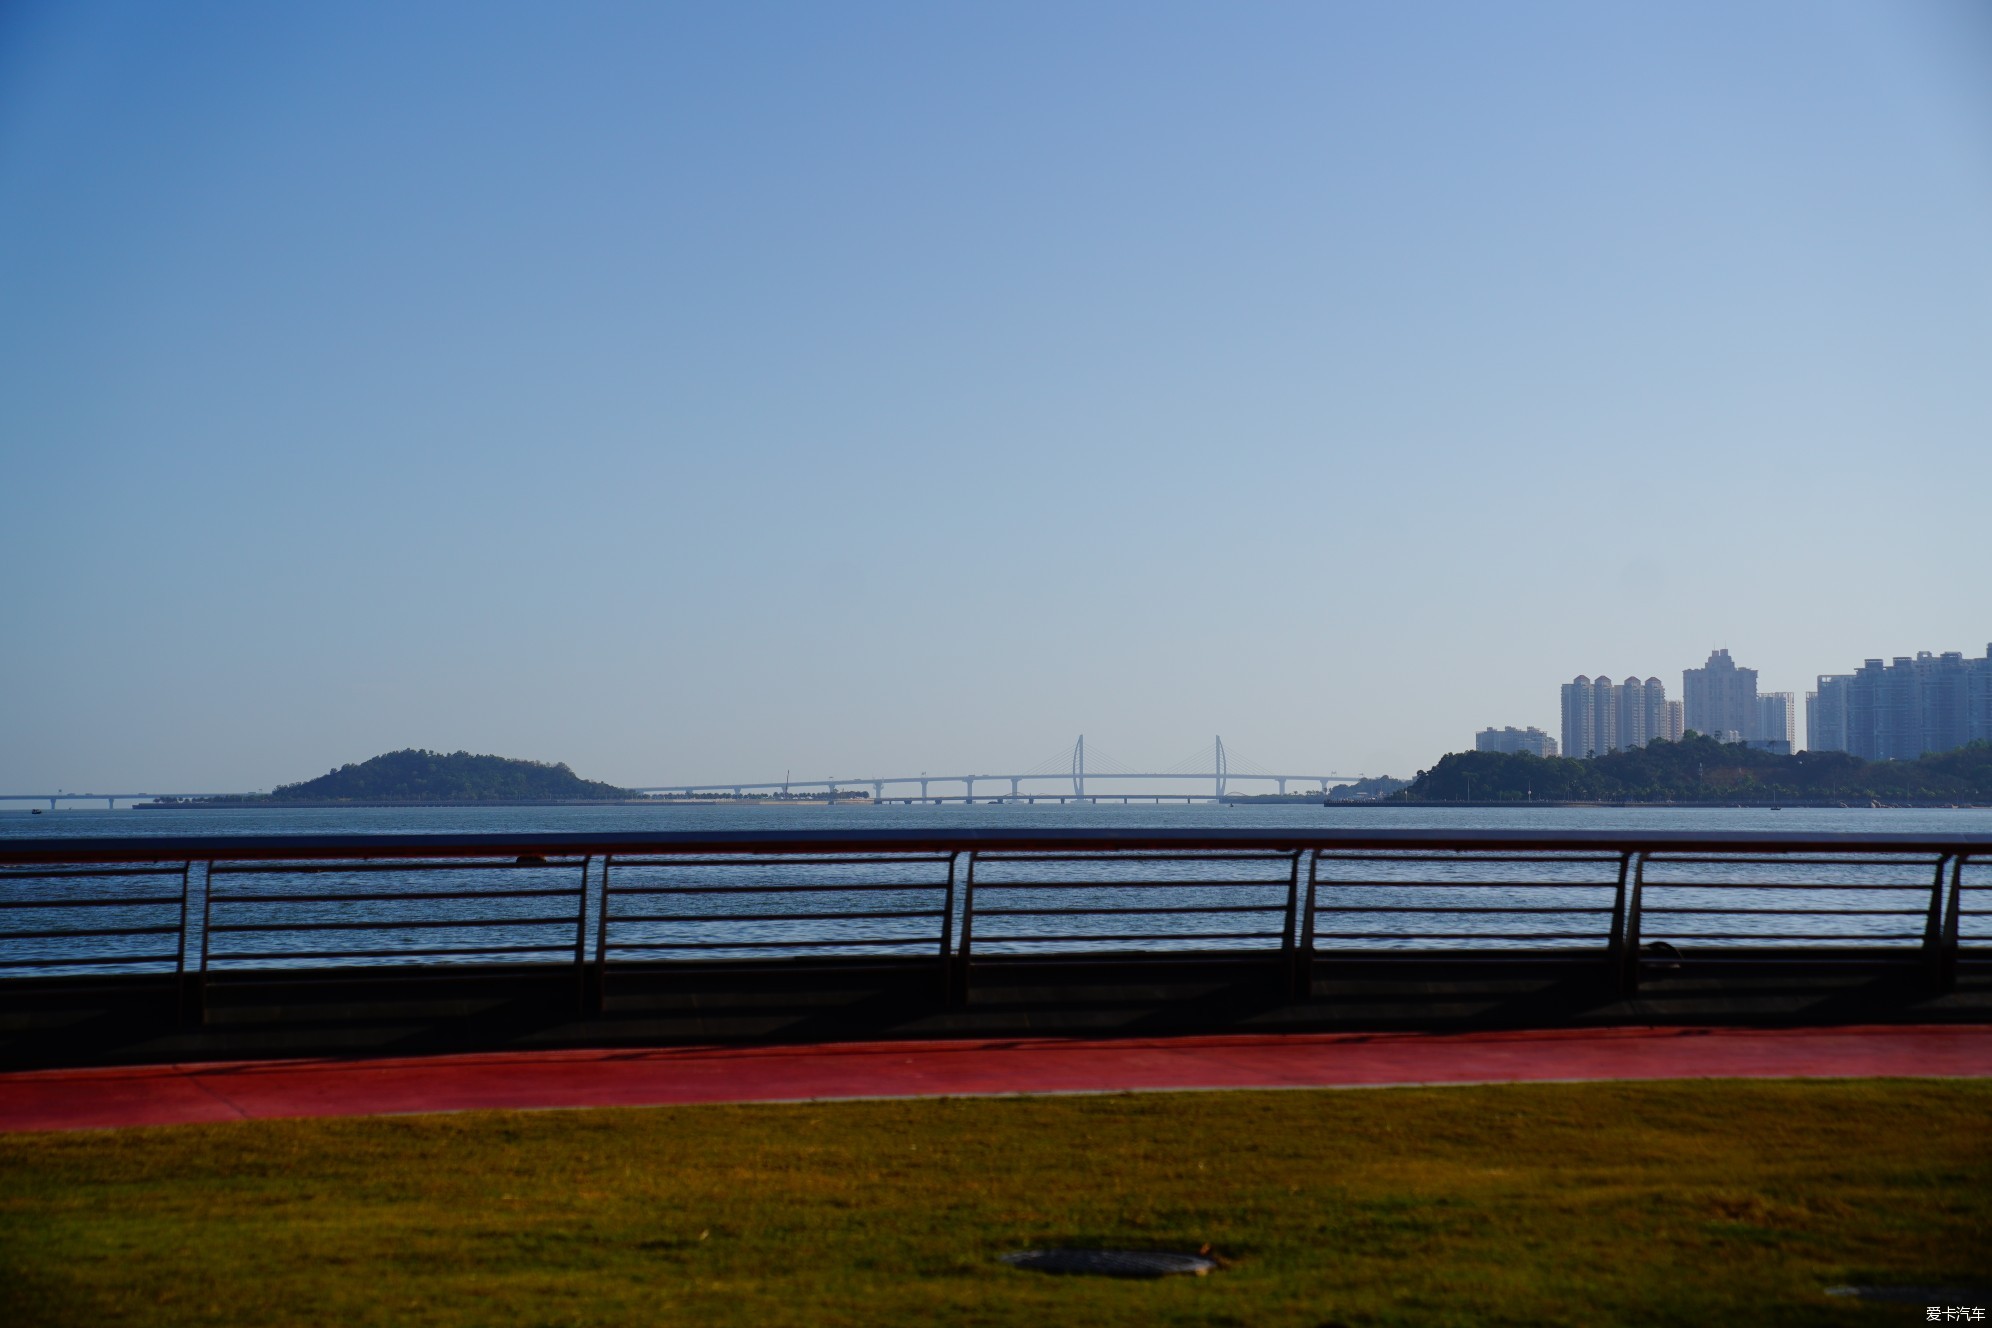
[2,1,1988,790]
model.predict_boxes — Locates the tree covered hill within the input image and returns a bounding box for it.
[266,750,636,802]
[1399,734,1992,804]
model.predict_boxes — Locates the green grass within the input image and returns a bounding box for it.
[2,1080,1988,1326]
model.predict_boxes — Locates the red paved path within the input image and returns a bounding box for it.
[3,1024,1988,1133]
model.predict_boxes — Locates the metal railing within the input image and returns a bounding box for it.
[0,829,1984,1005]
[0,861,189,973]
[202,856,592,970]
[593,852,958,983]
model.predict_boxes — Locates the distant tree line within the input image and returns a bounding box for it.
[1329,775,1411,802]
[1398,733,1992,804]
[260,749,636,802]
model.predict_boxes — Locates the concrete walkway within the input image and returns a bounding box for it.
[3,1024,1988,1133]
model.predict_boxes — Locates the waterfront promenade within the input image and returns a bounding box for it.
[4,823,1988,1074]
[4,1023,1988,1133]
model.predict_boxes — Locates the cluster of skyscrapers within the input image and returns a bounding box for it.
[1476,644,1992,763]
[1809,646,1992,760]
[1555,675,1686,760]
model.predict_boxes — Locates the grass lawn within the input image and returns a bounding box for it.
[2,1079,1988,1327]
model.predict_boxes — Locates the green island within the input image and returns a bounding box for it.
[156,749,639,805]
[1399,733,1992,804]
[3,1080,1984,1326]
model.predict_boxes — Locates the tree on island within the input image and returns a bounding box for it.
[265,750,636,802]
[1397,734,1992,803]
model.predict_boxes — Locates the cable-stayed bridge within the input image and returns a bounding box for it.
[639,736,1366,804]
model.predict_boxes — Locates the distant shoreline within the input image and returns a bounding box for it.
[133,797,872,810]
[1350,799,1992,810]
[110,797,1992,811]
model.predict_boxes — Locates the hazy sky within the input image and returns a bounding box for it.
[3,1,1988,792]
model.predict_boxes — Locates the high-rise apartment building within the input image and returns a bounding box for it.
[1476,726,1558,758]
[1562,675,1605,760]
[1616,676,1671,749]
[1752,692,1795,755]
[1561,674,1675,759]
[1807,675,1852,753]
[1683,649,1759,741]
[1834,646,1992,760]
[1975,652,1992,748]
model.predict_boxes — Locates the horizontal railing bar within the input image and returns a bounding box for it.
[606,937,938,950]
[1310,879,1618,889]
[0,867,183,880]
[965,879,1292,891]
[1635,881,1934,891]
[610,855,955,867]
[970,930,1284,943]
[209,860,586,875]
[1629,956,1926,967]
[0,954,180,969]
[1312,905,1616,915]
[605,882,947,896]
[1636,932,1924,942]
[207,917,578,933]
[972,852,1296,862]
[1641,855,1941,866]
[1638,907,1923,917]
[1313,853,1623,864]
[0,896,185,910]
[208,944,574,961]
[0,925,181,940]
[4,830,1989,873]
[607,909,943,924]
[1309,932,1607,941]
[212,888,584,904]
[971,904,1284,917]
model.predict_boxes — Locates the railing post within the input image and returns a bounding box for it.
[174,860,196,1027]
[1280,849,1303,998]
[1619,852,1646,996]
[576,855,597,1014]
[954,851,978,1006]
[591,854,613,1013]
[1938,854,1966,996]
[1921,854,1951,994]
[190,859,214,1025]
[1296,850,1320,1001]
[938,851,959,1005]
[1607,851,1632,995]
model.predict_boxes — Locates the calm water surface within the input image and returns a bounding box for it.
[7,801,1992,839]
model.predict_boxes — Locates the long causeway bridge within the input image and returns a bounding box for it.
[640,736,1366,803]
